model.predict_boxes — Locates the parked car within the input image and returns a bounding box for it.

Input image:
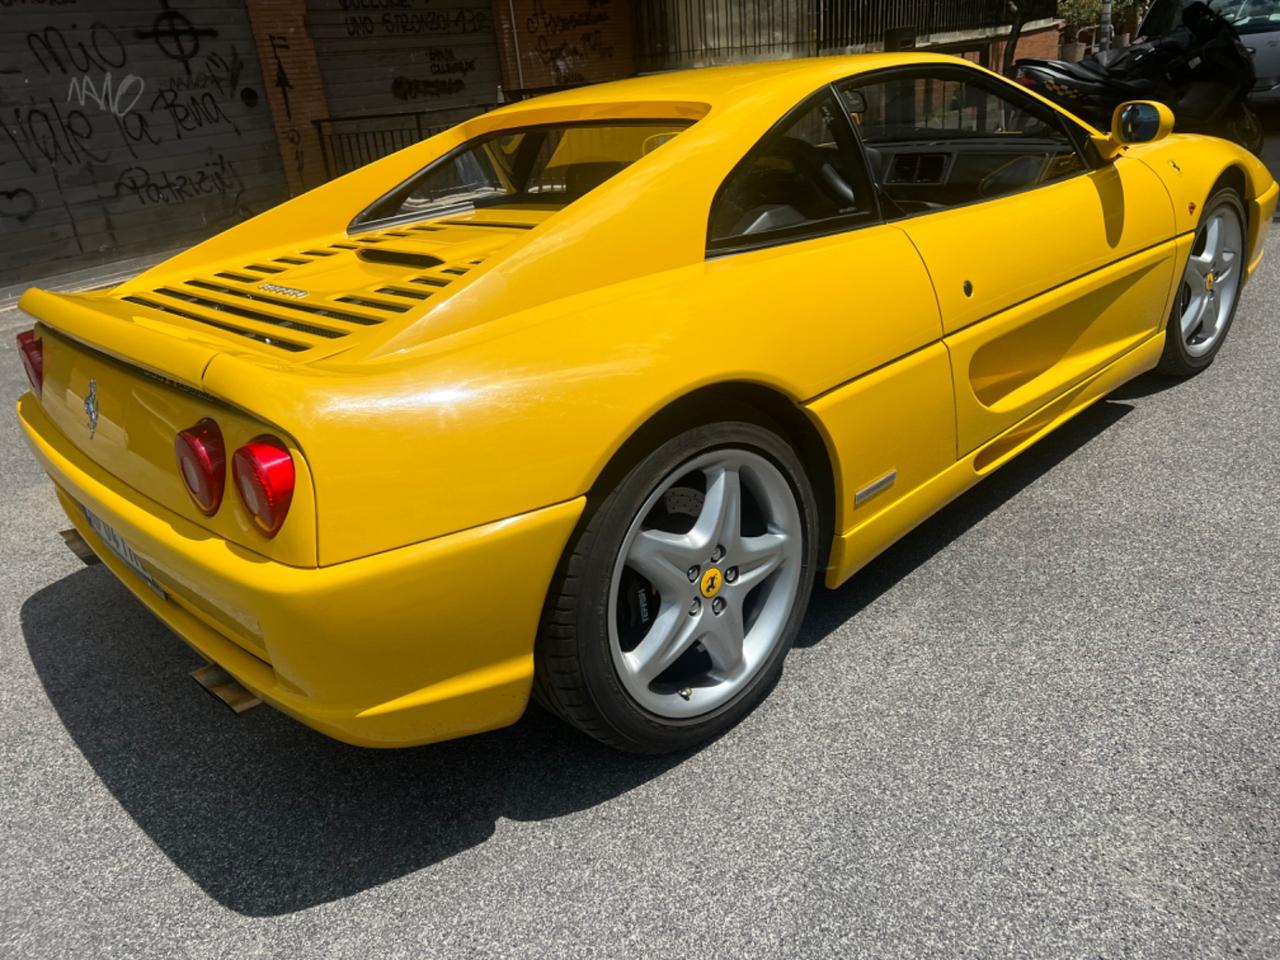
[15,54,1278,753]
[1210,0,1280,104]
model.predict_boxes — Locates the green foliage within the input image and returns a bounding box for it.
[1059,0,1102,27]
[1058,0,1144,29]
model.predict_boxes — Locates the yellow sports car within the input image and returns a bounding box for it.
[15,53,1277,753]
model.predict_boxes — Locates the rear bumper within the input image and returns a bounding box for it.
[18,394,584,747]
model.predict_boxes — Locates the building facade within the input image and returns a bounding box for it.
[0,0,1057,285]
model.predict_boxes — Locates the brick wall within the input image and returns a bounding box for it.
[992,21,1062,67]
[242,0,330,195]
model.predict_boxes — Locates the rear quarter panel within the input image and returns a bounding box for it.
[204,224,945,565]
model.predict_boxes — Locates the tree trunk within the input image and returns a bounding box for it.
[1002,1,1028,77]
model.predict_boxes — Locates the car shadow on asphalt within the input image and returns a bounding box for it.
[20,575,687,917]
[1106,369,1183,401]
[20,396,1136,918]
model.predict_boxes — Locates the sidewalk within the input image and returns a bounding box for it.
[0,248,182,327]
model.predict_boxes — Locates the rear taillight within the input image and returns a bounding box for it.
[16,330,42,396]
[232,436,294,537]
[174,419,226,515]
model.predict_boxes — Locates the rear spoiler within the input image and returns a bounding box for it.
[19,287,218,390]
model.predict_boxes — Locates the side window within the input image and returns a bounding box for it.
[836,68,1086,216]
[708,90,877,252]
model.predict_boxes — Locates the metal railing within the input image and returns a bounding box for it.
[313,108,492,180]
[634,0,1057,71]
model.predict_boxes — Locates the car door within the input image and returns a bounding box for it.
[703,87,956,544]
[839,65,1178,457]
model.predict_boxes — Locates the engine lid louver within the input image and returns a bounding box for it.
[114,216,521,356]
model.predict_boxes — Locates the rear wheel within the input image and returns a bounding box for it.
[1157,189,1246,377]
[534,421,818,753]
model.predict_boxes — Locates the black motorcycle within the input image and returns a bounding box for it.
[1015,0,1264,156]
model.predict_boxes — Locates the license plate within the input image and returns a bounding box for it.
[81,506,165,597]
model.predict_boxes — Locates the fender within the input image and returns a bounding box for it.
[1126,134,1277,273]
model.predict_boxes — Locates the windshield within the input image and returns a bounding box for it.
[356,120,693,227]
[1210,0,1280,34]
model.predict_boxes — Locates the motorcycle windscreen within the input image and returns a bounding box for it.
[1138,0,1186,37]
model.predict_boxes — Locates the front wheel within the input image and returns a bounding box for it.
[1221,103,1265,157]
[534,421,819,753]
[1157,188,1247,377]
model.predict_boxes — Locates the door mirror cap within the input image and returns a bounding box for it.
[1092,100,1175,160]
[1112,100,1174,144]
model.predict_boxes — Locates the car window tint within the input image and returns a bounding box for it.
[837,69,1086,216]
[708,91,876,251]
[356,121,692,227]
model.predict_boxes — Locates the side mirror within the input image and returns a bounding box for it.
[1092,100,1175,160]
[1112,100,1174,143]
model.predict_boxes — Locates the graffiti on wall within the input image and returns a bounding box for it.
[337,0,491,39]
[391,46,478,101]
[135,0,218,75]
[252,28,322,195]
[112,151,245,206]
[497,0,633,91]
[0,0,287,282]
[306,0,499,118]
[267,33,293,119]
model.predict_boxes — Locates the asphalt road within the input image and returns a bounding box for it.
[3,185,1280,958]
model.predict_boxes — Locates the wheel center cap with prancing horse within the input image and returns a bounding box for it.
[700,567,723,599]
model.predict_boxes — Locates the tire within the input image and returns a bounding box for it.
[1221,103,1265,157]
[533,420,819,753]
[1157,188,1247,377]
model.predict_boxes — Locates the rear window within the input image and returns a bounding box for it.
[354,120,692,228]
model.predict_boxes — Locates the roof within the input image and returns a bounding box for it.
[490,52,965,118]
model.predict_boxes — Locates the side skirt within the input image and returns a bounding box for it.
[823,330,1166,589]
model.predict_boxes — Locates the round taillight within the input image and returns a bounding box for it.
[174,419,226,515]
[232,436,295,537]
[16,330,43,396]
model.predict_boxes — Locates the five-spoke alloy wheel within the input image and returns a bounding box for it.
[534,420,818,753]
[609,449,803,719]
[1159,189,1247,375]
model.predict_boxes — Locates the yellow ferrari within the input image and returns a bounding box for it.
[15,53,1277,752]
